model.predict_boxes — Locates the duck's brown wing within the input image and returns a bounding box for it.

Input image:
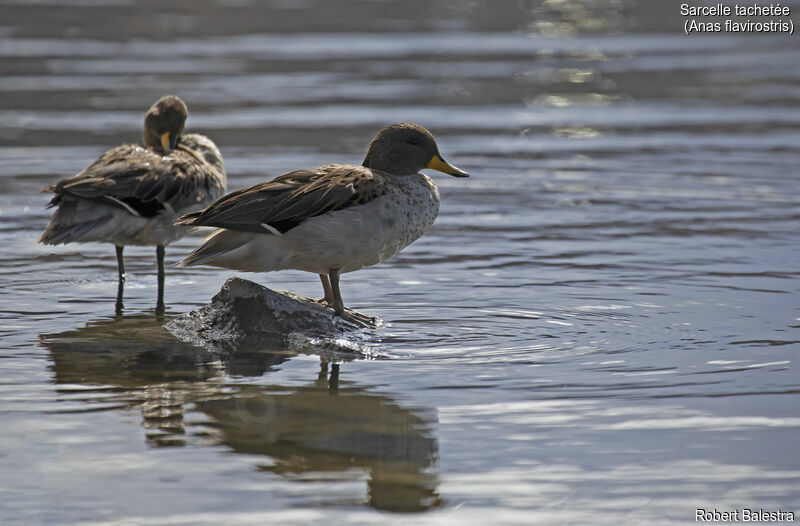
[176,164,388,234]
[44,143,225,218]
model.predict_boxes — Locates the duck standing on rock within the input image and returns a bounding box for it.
[39,95,227,313]
[176,123,468,318]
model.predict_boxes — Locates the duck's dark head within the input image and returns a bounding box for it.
[143,95,188,154]
[362,123,469,178]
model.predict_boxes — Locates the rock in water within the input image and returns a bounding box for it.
[164,277,378,354]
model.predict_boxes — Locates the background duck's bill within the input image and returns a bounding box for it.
[427,155,469,178]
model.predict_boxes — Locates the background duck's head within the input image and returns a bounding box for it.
[363,123,469,178]
[143,95,188,154]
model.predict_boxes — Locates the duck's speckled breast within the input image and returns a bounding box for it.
[392,172,441,248]
[287,172,441,274]
[339,172,441,273]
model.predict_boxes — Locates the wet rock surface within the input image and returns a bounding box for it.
[164,277,378,355]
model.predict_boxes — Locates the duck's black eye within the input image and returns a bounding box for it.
[408,138,422,146]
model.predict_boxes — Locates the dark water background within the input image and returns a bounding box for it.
[1,0,799,524]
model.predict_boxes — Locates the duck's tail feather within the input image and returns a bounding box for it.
[176,228,248,268]
[174,210,202,226]
[38,199,114,245]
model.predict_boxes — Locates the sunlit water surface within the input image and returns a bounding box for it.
[1,1,799,524]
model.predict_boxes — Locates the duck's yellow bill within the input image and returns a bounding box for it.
[427,155,469,178]
[160,131,171,153]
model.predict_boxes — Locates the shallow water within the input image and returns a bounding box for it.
[1,1,800,524]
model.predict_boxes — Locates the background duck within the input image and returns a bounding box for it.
[176,122,468,317]
[39,95,227,313]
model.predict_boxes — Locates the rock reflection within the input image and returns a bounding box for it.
[42,314,231,387]
[40,313,288,446]
[40,313,295,385]
[39,314,440,512]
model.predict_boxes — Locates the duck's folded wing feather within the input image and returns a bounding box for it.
[177,164,387,234]
[45,144,223,217]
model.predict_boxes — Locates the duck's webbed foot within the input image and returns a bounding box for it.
[339,309,377,329]
[325,268,376,328]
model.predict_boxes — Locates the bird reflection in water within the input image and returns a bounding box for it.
[40,314,441,512]
[199,383,440,512]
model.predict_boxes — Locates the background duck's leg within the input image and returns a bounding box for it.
[328,268,344,315]
[329,362,339,391]
[156,244,165,313]
[115,245,125,314]
[115,284,124,315]
[115,245,126,283]
[318,273,334,305]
